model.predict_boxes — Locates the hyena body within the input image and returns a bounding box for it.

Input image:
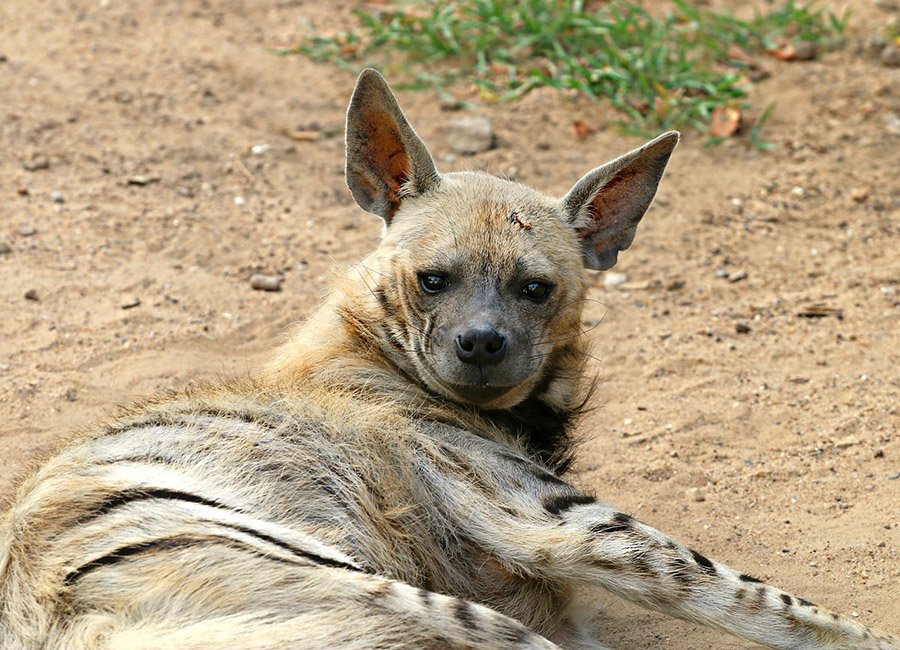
[0,71,896,650]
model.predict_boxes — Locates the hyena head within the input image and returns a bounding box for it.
[344,69,677,412]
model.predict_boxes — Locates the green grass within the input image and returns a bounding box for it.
[283,0,847,144]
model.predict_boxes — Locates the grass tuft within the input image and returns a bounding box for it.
[283,1,847,145]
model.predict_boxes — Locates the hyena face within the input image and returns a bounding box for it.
[374,175,588,409]
[346,70,678,409]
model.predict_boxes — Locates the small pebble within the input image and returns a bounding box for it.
[24,288,39,301]
[65,387,78,402]
[0,241,11,255]
[251,144,272,156]
[735,322,752,334]
[603,272,628,289]
[22,154,50,171]
[792,41,818,61]
[50,191,65,203]
[666,279,685,291]
[685,487,706,502]
[881,45,900,68]
[250,273,282,292]
[849,187,869,202]
[727,269,748,283]
[446,115,495,155]
[18,225,37,237]
[234,196,246,206]
[127,175,160,186]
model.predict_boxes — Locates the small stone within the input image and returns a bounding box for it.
[234,196,246,206]
[861,35,888,59]
[849,187,869,202]
[24,288,39,301]
[65,387,78,402]
[119,296,141,309]
[792,41,818,61]
[835,436,860,449]
[50,191,65,203]
[22,154,50,171]
[727,269,748,283]
[446,115,495,155]
[603,272,628,289]
[715,267,730,279]
[250,144,272,156]
[735,322,752,334]
[874,449,885,459]
[18,225,37,237]
[881,45,900,68]
[0,241,11,255]
[127,175,160,186]
[685,487,706,502]
[666,279,685,291]
[250,273,282,292]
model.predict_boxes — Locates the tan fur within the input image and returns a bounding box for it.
[1,70,896,650]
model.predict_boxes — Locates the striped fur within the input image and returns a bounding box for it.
[1,70,896,649]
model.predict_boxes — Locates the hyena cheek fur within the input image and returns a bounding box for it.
[0,70,896,650]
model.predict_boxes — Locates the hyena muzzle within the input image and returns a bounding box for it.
[0,69,896,650]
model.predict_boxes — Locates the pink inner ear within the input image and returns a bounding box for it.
[363,108,412,203]
[576,167,642,239]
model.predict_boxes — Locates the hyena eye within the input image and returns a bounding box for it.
[419,273,448,294]
[522,280,552,302]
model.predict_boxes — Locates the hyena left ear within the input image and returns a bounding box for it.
[345,69,441,224]
[562,131,679,270]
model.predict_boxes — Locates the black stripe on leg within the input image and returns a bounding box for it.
[543,493,595,516]
[64,536,293,585]
[797,597,816,607]
[77,488,235,525]
[591,512,634,535]
[690,549,718,577]
[739,573,763,583]
[781,594,794,607]
[455,599,477,629]
[217,522,365,573]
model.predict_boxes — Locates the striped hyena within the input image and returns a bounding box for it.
[0,70,896,650]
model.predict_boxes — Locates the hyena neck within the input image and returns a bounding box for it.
[267,288,589,473]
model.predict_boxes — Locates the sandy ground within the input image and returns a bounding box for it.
[1,1,897,647]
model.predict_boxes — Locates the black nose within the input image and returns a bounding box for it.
[455,327,507,366]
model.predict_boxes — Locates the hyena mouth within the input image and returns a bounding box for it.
[447,382,514,405]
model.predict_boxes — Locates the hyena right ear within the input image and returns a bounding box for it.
[345,69,440,224]
[563,131,679,270]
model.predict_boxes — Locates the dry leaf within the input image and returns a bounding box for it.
[766,43,797,61]
[572,119,594,141]
[709,106,742,138]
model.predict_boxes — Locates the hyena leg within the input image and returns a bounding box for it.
[431,446,897,650]
[76,569,560,650]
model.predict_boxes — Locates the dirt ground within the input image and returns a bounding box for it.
[1,0,897,647]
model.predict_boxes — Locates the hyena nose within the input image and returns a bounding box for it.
[455,327,507,366]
